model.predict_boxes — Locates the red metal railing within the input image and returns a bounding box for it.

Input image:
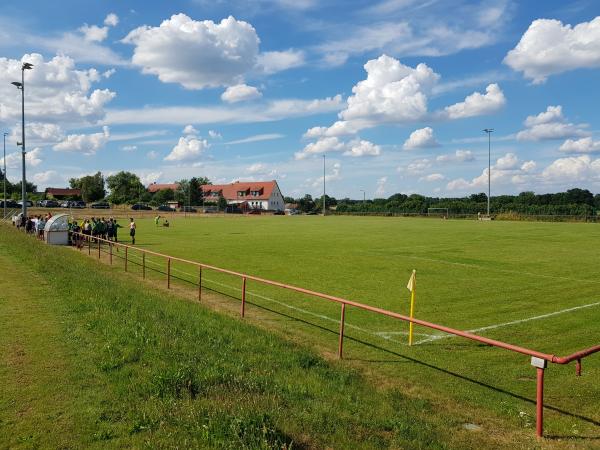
[72,232,599,439]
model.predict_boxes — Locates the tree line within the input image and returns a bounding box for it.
[67,171,212,206]
[287,188,600,216]
[3,167,599,215]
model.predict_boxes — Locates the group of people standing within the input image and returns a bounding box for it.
[71,217,137,244]
[75,217,123,242]
[13,213,138,246]
[16,213,52,239]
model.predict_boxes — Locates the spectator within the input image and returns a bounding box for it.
[129,218,136,245]
[113,219,122,242]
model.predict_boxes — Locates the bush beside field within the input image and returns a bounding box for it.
[0,227,448,449]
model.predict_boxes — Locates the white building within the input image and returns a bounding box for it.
[201,180,285,211]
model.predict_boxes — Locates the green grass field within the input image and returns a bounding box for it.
[108,215,600,443]
[1,226,455,449]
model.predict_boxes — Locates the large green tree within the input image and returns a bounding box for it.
[152,188,175,206]
[106,171,145,205]
[175,177,211,206]
[69,171,105,202]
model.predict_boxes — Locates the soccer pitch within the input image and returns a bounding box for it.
[122,215,600,436]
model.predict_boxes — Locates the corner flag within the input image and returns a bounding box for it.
[407,270,416,346]
[407,270,416,292]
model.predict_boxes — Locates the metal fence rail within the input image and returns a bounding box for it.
[73,231,599,439]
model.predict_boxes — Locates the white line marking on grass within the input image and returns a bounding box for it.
[375,331,437,338]
[401,254,600,285]
[415,301,600,345]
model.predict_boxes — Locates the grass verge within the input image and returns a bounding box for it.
[0,226,449,449]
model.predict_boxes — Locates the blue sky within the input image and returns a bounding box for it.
[1,0,600,199]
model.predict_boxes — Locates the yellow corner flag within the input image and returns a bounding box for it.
[406,270,416,346]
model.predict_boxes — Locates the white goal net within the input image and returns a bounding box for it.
[427,208,448,218]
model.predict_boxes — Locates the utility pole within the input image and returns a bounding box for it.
[483,128,494,216]
[322,154,326,216]
[2,132,7,219]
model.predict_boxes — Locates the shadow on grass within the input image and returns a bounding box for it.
[200,284,600,439]
[103,255,600,440]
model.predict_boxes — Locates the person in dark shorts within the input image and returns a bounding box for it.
[106,218,113,241]
[113,219,122,242]
[129,218,136,245]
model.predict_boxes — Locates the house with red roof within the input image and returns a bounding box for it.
[45,187,82,199]
[147,183,180,193]
[201,180,285,211]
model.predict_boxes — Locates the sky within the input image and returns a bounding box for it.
[1,0,600,199]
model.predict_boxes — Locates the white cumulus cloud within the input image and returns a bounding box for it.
[436,149,474,163]
[440,83,506,119]
[53,126,110,155]
[257,49,305,74]
[0,54,115,125]
[542,155,600,182]
[516,106,588,141]
[312,162,341,188]
[446,152,536,191]
[295,136,344,160]
[123,14,260,90]
[183,124,199,135]
[104,13,119,27]
[246,163,266,174]
[32,170,61,186]
[403,127,439,150]
[296,136,381,159]
[79,24,109,42]
[343,139,381,157]
[221,84,262,103]
[420,173,445,182]
[375,176,387,196]
[304,55,505,139]
[139,171,163,186]
[164,135,210,162]
[559,137,600,154]
[504,17,600,83]
[1,147,43,170]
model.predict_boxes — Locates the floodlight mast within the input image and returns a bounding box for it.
[483,128,494,216]
[322,154,326,216]
[12,62,33,218]
[2,132,7,219]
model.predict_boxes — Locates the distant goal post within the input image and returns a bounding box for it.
[427,208,449,218]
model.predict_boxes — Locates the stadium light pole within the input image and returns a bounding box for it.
[322,154,326,216]
[360,189,365,210]
[483,128,494,216]
[12,61,33,218]
[2,132,7,219]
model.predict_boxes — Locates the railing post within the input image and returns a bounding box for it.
[142,253,145,279]
[536,367,545,439]
[167,258,171,289]
[576,358,582,376]
[338,303,346,359]
[531,357,547,439]
[109,242,112,265]
[198,266,202,301]
[125,246,128,272]
[88,236,91,255]
[240,276,246,317]
[98,238,101,259]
